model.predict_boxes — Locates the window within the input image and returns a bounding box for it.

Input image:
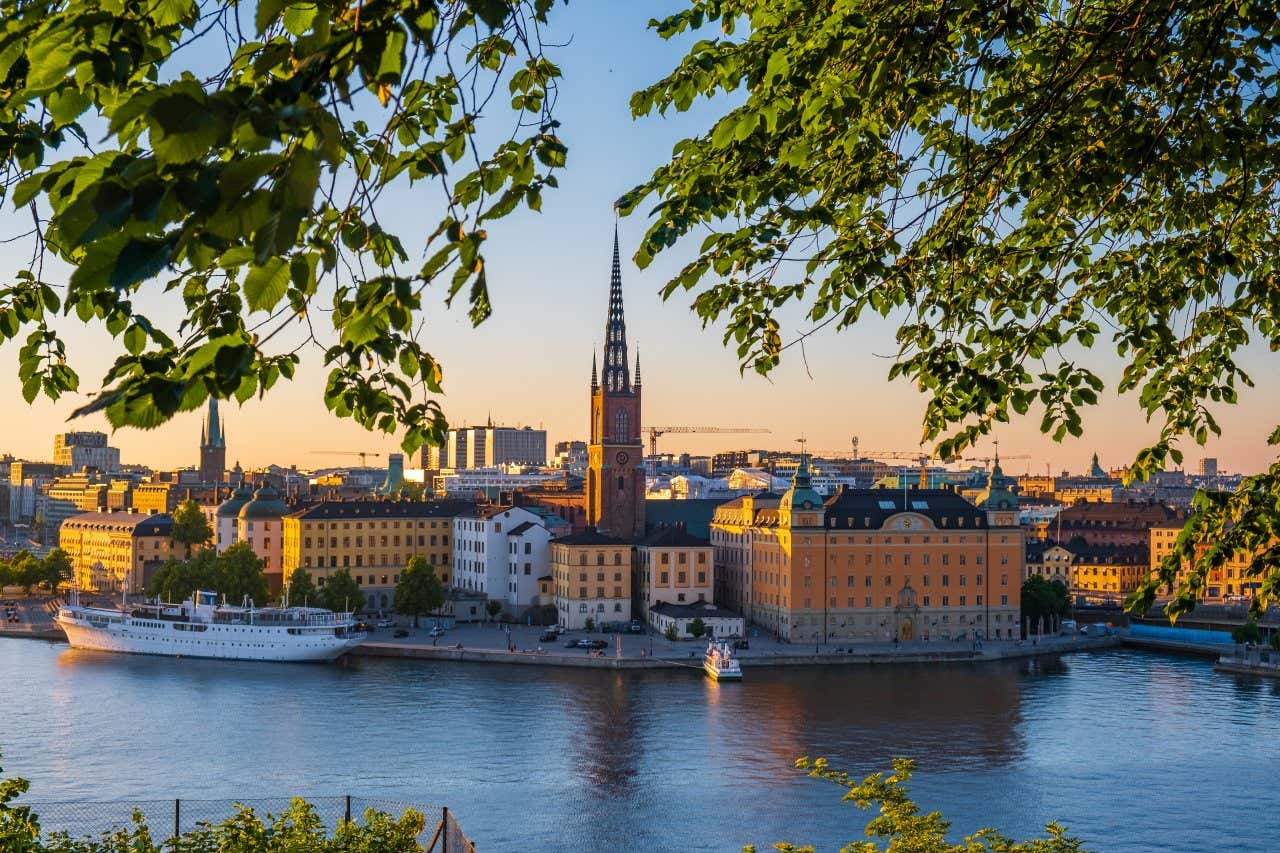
[1001,595,1008,606]
[615,408,629,440]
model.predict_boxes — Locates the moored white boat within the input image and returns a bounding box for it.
[55,590,364,663]
[703,640,742,681]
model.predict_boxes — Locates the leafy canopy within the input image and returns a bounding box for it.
[0,0,566,457]
[170,499,212,554]
[1021,575,1070,625]
[284,564,316,606]
[753,757,1088,853]
[147,544,267,604]
[623,0,1280,621]
[394,555,444,625]
[321,567,363,614]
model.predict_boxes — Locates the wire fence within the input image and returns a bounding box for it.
[22,795,476,852]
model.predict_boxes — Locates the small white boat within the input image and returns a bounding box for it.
[703,640,742,681]
[56,589,364,663]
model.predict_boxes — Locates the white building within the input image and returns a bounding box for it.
[648,601,745,640]
[452,506,562,615]
[636,524,715,621]
[434,467,563,496]
[53,432,121,474]
[438,425,548,469]
[212,485,254,551]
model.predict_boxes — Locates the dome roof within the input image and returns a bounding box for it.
[216,485,255,518]
[238,483,288,520]
[975,457,1018,511]
[780,455,823,513]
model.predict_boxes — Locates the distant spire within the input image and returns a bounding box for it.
[634,348,642,386]
[601,224,631,394]
[591,351,599,390]
[204,397,224,449]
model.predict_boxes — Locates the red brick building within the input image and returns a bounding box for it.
[585,228,645,540]
[1056,500,1185,548]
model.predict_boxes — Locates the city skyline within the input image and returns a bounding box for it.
[1,3,1276,474]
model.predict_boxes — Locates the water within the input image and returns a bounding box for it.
[1,640,1277,852]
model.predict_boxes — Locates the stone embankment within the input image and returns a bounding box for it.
[352,635,1120,670]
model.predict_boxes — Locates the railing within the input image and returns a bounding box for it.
[23,796,476,852]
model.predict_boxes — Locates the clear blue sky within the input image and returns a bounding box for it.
[1,3,1275,475]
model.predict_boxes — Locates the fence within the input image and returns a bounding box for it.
[22,795,476,852]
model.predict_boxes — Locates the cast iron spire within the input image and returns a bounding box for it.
[601,224,630,394]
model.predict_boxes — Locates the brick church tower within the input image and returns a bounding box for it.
[199,397,227,484]
[587,227,645,539]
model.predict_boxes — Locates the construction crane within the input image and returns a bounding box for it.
[645,426,771,458]
[863,450,937,489]
[309,450,384,468]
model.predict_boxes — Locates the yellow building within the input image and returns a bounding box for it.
[711,459,1023,643]
[59,511,174,592]
[550,530,632,630]
[1025,543,1075,585]
[635,524,713,621]
[281,499,472,611]
[1069,545,1148,604]
[1148,521,1268,604]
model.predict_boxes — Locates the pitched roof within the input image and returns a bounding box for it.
[507,521,538,536]
[650,600,742,620]
[821,488,987,530]
[640,524,710,548]
[553,529,629,547]
[287,499,475,520]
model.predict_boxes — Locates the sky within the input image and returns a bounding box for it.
[1,3,1276,476]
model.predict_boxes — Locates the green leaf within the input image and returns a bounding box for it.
[256,0,288,34]
[242,257,290,313]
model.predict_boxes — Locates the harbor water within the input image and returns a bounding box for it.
[1,640,1275,851]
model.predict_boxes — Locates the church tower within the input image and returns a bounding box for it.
[587,227,645,539]
[199,397,227,484]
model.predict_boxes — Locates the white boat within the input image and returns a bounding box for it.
[703,640,742,681]
[56,590,365,663]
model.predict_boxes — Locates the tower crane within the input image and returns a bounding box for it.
[644,426,771,458]
[863,450,938,489]
[309,450,384,468]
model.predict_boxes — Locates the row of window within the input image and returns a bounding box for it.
[303,534,447,549]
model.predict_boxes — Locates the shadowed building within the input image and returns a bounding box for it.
[198,398,226,484]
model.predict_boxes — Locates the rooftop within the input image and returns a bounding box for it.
[553,528,630,547]
[287,499,476,520]
[650,600,742,620]
[640,524,710,549]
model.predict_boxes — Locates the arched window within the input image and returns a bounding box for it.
[615,408,629,441]
[617,475,626,492]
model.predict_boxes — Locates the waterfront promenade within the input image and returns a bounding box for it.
[350,621,1118,669]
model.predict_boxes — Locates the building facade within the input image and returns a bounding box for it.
[635,524,714,622]
[586,229,645,540]
[53,431,120,474]
[711,459,1023,643]
[452,505,556,613]
[59,511,174,592]
[237,483,288,590]
[282,499,472,611]
[550,529,633,630]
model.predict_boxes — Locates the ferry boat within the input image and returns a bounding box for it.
[56,590,365,663]
[703,640,742,681]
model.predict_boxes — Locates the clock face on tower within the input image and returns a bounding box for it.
[615,451,630,465]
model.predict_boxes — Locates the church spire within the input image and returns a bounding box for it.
[591,351,598,390]
[634,348,642,387]
[601,224,631,394]
[204,397,224,449]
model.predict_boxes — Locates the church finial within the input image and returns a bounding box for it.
[634,348,642,386]
[591,351,598,390]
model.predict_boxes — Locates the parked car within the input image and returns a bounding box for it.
[586,639,608,650]
[539,630,559,642]
[564,639,581,649]
[393,629,409,638]
[428,626,444,638]
[626,622,645,634]
[375,618,394,629]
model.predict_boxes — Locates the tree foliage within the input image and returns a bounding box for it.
[688,616,706,638]
[0,0,565,456]
[752,757,1088,853]
[39,549,73,592]
[284,565,316,607]
[1021,576,1070,626]
[394,555,443,627]
[1,750,424,853]
[622,1,1280,621]
[146,545,267,604]
[1231,620,1262,645]
[321,568,363,614]
[169,499,212,558]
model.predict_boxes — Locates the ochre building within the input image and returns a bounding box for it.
[282,499,472,610]
[711,459,1024,643]
[60,511,174,593]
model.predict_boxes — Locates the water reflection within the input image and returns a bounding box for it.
[4,642,1280,853]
